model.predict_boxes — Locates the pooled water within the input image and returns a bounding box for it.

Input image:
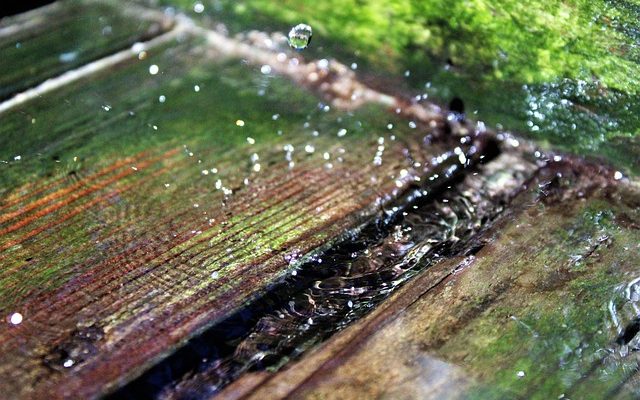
[288,24,312,50]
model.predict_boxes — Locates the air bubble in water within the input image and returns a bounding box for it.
[288,24,312,50]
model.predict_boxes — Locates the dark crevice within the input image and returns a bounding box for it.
[616,317,640,346]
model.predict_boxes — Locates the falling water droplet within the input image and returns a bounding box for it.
[288,24,312,50]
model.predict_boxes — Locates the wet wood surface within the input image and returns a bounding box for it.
[1,1,639,399]
[0,3,475,398]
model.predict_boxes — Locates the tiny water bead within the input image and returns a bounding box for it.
[9,312,23,325]
[288,24,313,50]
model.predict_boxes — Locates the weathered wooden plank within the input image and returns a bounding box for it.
[218,159,640,399]
[0,0,171,101]
[0,22,478,398]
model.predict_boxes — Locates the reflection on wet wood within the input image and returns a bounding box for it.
[218,159,640,399]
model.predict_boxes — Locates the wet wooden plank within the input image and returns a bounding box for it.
[220,159,640,399]
[0,21,477,397]
[0,0,171,100]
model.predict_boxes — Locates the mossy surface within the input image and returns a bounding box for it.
[157,0,640,173]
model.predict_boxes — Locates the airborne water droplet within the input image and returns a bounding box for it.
[288,24,312,50]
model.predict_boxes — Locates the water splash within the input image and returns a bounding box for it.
[153,150,532,399]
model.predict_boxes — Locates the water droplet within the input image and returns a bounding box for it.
[260,65,272,74]
[288,24,312,50]
[9,312,22,325]
[59,51,78,63]
[131,42,145,53]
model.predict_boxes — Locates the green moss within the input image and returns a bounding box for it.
[407,181,640,397]
[156,0,640,173]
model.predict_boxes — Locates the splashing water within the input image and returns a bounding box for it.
[152,150,535,399]
[288,24,312,50]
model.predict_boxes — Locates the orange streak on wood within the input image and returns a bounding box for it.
[0,158,189,285]
[0,165,318,324]
[0,152,150,225]
[0,176,68,211]
[0,149,180,251]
